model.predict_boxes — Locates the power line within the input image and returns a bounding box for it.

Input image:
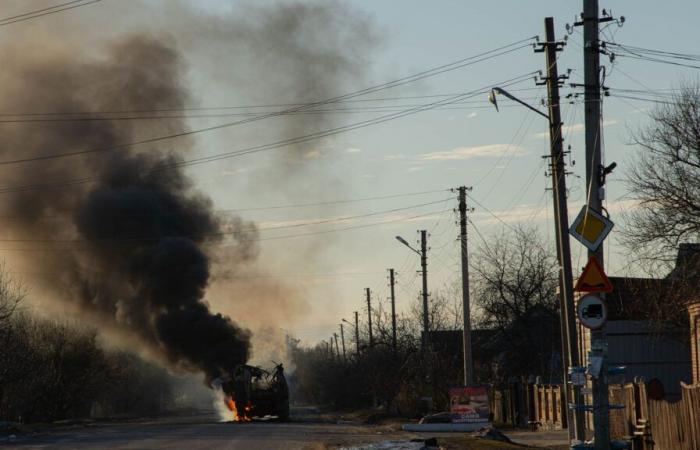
[229,188,450,212]
[0,187,450,220]
[0,102,536,123]
[604,41,700,61]
[0,71,538,195]
[0,208,446,251]
[0,91,547,120]
[466,193,518,232]
[0,0,102,27]
[0,198,451,243]
[0,38,535,166]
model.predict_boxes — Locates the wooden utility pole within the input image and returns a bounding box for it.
[389,268,397,355]
[354,311,360,357]
[537,16,585,440]
[340,323,346,361]
[458,186,474,386]
[582,1,610,447]
[420,230,430,350]
[365,288,374,348]
[334,333,340,359]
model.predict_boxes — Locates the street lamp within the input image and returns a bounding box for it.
[490,84,584,438]
[395,235,419,253]
[342,314,360,357]
[395,233,429,350]
[489,87,549,120]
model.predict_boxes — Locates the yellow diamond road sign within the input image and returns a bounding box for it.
[569,206,614,252]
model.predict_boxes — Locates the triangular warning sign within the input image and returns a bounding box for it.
[575,257,613,293]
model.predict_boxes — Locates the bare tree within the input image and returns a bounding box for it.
[0,263,25,328]
[470,225,562,381]
[624,82,700,265]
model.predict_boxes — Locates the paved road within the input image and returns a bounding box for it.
[4,414,429,450]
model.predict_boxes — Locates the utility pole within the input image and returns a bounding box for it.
[458,186,474,386]
[365,288,374,348]
[537,16,585,440]
[354,311,360,357]
[389,268,397,355]
[334,333,340,359]
[420,230,430,350]
[340,324,346,361]
[582,2,610,447]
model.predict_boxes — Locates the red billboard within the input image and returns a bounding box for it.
[449,385,490,424]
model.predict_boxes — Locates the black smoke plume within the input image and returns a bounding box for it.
[0,35,252,382]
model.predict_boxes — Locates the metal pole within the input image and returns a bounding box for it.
[583,1,610,447]
[365,288,374,348]
[458,186,474,386]
[420,230,430,350]
[340,323,346,361]
[389,268,397,355]
[542,16,585,440]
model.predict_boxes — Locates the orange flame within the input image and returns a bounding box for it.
[224,396,252,422]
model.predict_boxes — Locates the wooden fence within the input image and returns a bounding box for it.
[492,381,700,449]
[531,384,566,430]
[647,383,700,450]
[491,380,530,427]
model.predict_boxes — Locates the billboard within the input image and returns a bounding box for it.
[449,385,490,424]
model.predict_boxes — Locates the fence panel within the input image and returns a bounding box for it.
[645,383,700,450]
[530,384,565,430]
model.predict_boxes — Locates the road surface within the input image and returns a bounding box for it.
[3,411,568,449]
[3,413,435,450]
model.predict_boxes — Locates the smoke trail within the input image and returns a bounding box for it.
[0,34,252,382]
[0,0,378,381]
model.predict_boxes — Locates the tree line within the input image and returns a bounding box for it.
[0,269,209,423]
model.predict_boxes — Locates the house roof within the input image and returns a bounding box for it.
[583,244,700,320]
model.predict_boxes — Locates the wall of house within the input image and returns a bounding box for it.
[603,320,691,400]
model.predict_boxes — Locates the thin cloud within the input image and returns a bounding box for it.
[420,144,527,161]
[345,147,362,153]
[532,119,619,139]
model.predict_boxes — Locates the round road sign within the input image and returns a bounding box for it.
[577,294,607,329]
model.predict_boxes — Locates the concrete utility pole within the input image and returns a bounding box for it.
[582,1,610,447]
[389,268,398,355]
[419,230,430,350]
[365,288,374,348]
[458,186,474,386]
[340,323,346,361]
[354,311,360,357]
[538,16,585,440]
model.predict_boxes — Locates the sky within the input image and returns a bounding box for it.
[2,0,700,350]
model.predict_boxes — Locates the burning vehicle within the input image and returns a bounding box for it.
[218,363,290,422]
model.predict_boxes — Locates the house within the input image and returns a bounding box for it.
[576,244,697,400]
